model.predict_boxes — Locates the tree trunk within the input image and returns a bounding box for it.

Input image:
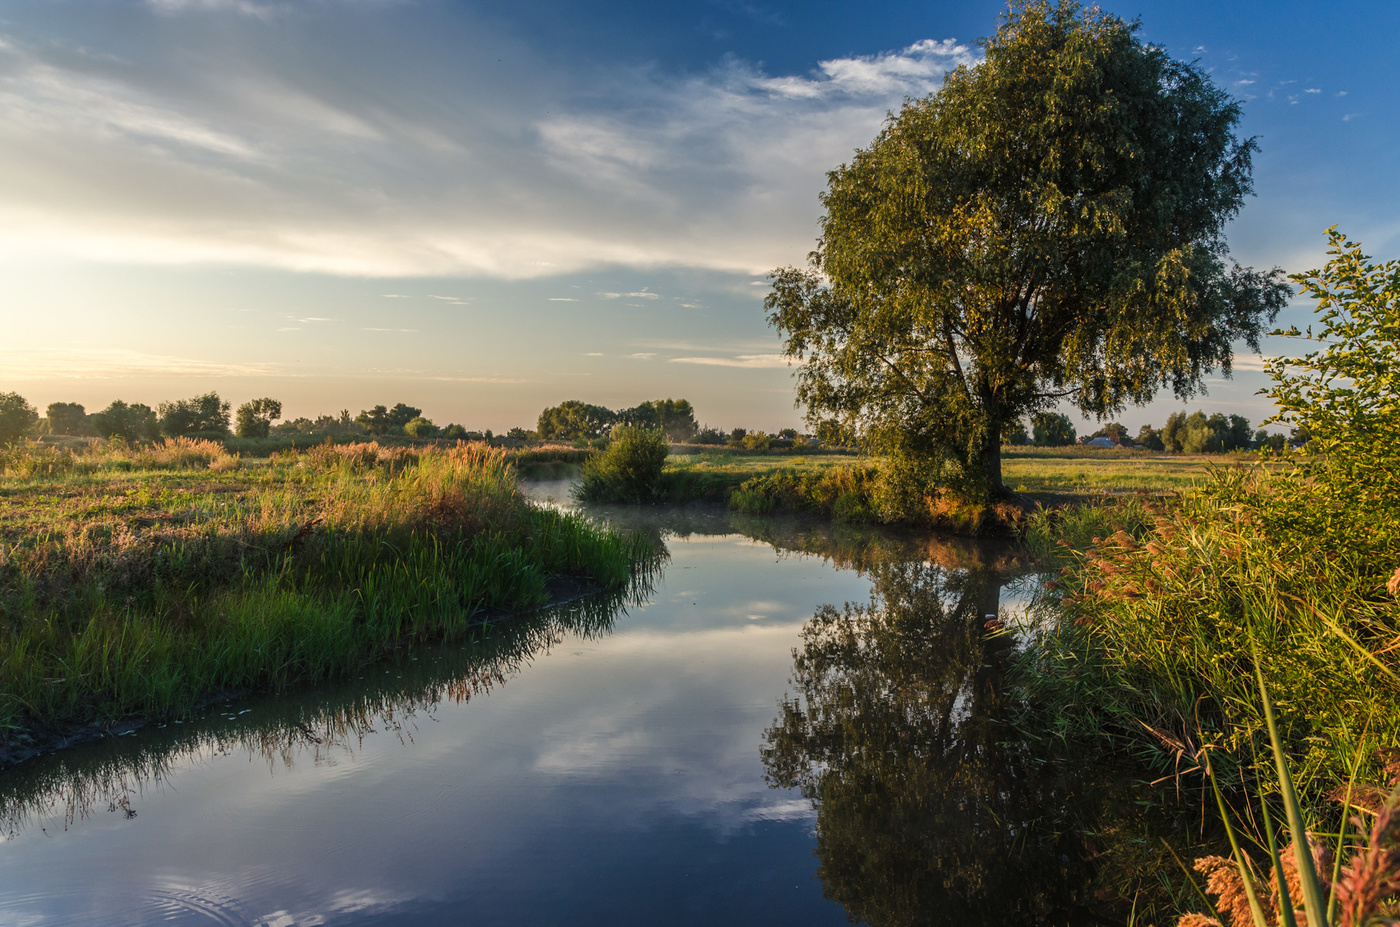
[977,421,1009,499]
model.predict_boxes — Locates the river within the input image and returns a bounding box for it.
[0,483,1111,926]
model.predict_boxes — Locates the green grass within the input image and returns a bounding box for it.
[1014,464,1400,830]
[0,582,640,831]
[0,440,655,741]
[663,446,1238,505]
[1002,453,1237,494]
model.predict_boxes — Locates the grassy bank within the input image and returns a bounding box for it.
[0,440,652,744]
[1015,463,1400,831]
[647,446,1230,534]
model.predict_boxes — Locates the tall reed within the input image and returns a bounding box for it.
[1018,465,1400,814]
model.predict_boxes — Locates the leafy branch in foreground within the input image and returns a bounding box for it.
[1266,227,1400,511]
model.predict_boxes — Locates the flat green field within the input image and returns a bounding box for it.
[666,446,1255,496]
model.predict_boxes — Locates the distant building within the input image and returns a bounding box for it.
[1087,436,1120,449]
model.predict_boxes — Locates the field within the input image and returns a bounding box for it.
[668,445,1243,494]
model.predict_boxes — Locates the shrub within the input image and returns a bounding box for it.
[0,392,38,445]
[403,417,440,438]
[693,426,725,445]
[576,426,669,502]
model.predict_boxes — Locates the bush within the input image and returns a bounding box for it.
[403,417,440,438]
[693,426,725,445]
[0,393,38,445]
[576,426,669,502]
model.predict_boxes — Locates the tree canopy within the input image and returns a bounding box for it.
[0,393,38,446]
[92,400,160,443]
[45,402,90,437]
[536,398,697,442]
[766,0,1289,499]
[355,402,422,435]
[158,392,231,437]
[234,398,283,439]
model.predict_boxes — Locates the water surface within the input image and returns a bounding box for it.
[0,491,1098,926]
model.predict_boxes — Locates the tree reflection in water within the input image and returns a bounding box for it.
[763,556,1106,927]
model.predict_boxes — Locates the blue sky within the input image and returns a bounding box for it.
[3,0,1397,433]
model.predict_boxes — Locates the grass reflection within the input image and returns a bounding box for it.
[0,572,655,838]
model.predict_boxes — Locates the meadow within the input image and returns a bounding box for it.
[0,439,651,751]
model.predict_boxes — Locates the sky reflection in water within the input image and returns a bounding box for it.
[0,501,1051,926]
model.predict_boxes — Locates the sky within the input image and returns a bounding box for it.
[2,0,1398,434]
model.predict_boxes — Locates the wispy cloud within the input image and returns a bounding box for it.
[426,375,534,383]
[0,346,285,378]
[1221,354,1278,372]
[0,22,974,278]
[669,354,791,368]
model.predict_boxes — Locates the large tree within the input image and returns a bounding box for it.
[766,1,1289,499]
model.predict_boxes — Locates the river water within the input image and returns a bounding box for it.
[0,484,1108,926]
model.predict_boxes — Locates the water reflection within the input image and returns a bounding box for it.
[0,585,639,839]
[762,557,1106,926]
[0,499,1128,926]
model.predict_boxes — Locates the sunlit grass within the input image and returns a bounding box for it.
[0,441,654,739]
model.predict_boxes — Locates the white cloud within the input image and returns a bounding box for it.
[0,22,975,279]
[669,354,791,368]
[1221,354,1277,372]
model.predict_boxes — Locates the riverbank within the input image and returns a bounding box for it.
[1011,461,1400,873]
[645,445,1239,533]
[0,440,654,750]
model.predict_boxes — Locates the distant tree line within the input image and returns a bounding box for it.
[0,390,532,447]
[536,399,699,443]
[998,408,1296,452]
